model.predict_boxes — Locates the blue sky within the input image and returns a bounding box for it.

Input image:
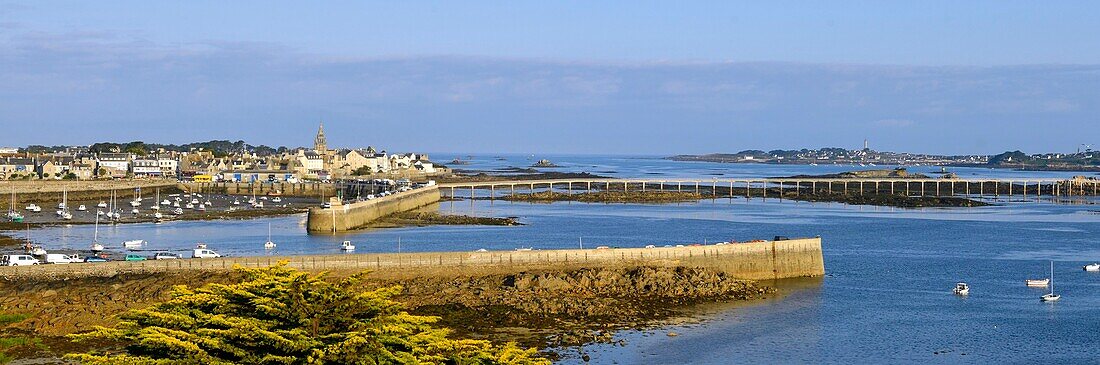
[1,1,1099,154]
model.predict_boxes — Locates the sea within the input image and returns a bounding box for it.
[21,154,1100,364]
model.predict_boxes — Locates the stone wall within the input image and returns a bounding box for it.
[0,237,824,280]
[305,186,442,233]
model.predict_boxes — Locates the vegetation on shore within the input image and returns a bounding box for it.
[65,263,548,364]
[364,211,521,229]
[0,263,773,362]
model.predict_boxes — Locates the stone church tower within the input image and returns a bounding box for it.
[314,121,327,153]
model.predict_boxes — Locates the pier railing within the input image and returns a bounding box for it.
[438,177,1100,199]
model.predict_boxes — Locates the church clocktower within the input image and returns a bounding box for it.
[314,121,327,153]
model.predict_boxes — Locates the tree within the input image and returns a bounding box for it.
[66,263,548,365]
[352,166,373,176]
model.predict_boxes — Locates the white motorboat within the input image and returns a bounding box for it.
[190,199,200,205]
[153,212,163,219]
[96,201,108,208]
[195,243,207,249]
[123,240,146,249]
[131,208,140,215]
[1084,263,1100,272]
[272,197,282,203]
[953,282,969,296]
[185,203,194,209]
[341,240,355,251]
[129,200,141,207]
[77,204,87,211]
[25,204,41,212]
[1025,278,1049,287]
[1040,261,1060,302]
[173,208,183,215]
[204,201,212,206]
[232,199,241,205]
[161,199,171,206]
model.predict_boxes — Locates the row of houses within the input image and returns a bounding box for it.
[0,149,440,182]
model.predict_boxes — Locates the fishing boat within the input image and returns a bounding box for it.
[1083,263,1100,272]
[1040,261,1060,302]
[341,240,355,251]
[264,223,276,249]
[1025,278,1050,287]
[952,282,969,296]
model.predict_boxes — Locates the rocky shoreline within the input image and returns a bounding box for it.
[0,265,771,361]
[362,211,522,228]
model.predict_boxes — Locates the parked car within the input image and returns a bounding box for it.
[124,254,146,261]
[84,256,110,263]
[44,254,81,264]
[152,252,181,260]
[192,249,222,258]
[1,255,40,266]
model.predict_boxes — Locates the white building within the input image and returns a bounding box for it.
[97,153,132,175]
[131,159,162,177]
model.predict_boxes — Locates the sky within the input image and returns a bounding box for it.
[1,1,1099,155]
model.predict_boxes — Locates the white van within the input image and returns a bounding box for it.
[1,255,40,266]
[44,254,80,264]
[192,249,222,258]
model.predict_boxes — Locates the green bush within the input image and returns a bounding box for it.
[66,262,548,365]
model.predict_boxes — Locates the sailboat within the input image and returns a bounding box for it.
[1040,261,1061,302]
[6,189,23,223]
[264,223,276,249]
[57,189,72,220]
[91,214,104,252]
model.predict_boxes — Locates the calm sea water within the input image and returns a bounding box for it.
[20,156,1100,364]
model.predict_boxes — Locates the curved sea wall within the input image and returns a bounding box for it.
[305,186,441,233]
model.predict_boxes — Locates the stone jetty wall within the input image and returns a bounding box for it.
[305,186,442,233]
[0,237,824,281]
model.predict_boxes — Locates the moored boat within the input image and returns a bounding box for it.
[953,282,969,296]
[1025,278,1049,287]
[1084,263,1100,272]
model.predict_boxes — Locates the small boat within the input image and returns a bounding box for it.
[185,203,194,209]
[1026,278,1050,287]
[953,282,969,296]
[515,247,534,252]
[272,197,282,203]
[129,200,141,207]
[96,201,108,208]
[195,204,206,212]
[25,204,41,212]
[161,199,171,205]
[173,208,183,215]
[341,240,355,251]
[29,245,47,256]
[153,212,163,219]
[1041,261,1060,302]
[1084,263,1100,272]
[190,199,200,205]
[264,223,276,249]
[253,202,264,208]
[77,205,87,211]
[91,214,103,251]
[195,243,207,249]
[131,208,139,215]
[173,201,181,208]
[59,211,73,220]
[123,240,146,249]
[232,199,240,205]
[204,201,212,206]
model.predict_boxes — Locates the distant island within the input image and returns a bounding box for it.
[669,148,1100,172]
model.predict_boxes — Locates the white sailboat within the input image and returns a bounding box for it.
[91,214,104,252]
[264,223,276,249]
[1040,261,1060,302]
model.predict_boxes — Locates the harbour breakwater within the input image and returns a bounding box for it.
[0,237,824,281]
[305,185,442,233]
[179,181,337,198]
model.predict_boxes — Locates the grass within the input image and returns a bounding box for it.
[0,314,27,327]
